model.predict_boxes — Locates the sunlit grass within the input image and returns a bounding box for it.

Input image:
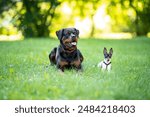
[0,37,150,99]
[96,33,132,39]
[0,34,23,41]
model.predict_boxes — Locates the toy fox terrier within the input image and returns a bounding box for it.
[97,47,113,71]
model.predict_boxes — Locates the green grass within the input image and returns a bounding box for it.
[0,37,150,100]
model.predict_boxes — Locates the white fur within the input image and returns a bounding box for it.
[97,59,111,71]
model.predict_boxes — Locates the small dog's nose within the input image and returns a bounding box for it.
[72,35,76,38]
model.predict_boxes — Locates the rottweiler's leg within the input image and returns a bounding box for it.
[56,64,64,72]
[56,60,68,72]
[49,47,57,65]
[72,60,83,71]
[76,64,82,71]
[78,50,84,63]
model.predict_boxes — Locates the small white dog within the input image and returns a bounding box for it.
[98,47,113,71]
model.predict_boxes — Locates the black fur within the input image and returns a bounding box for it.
[49,28,83,72]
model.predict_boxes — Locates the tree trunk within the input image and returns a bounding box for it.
[90,15,95,37]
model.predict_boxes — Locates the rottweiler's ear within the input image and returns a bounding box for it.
[56,29,64,40]
[74,28,79,36]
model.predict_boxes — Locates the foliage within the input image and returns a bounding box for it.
[0,0,61,37]
[108,0,150,36]
[0,0,150,37]
[0,37,150,99]
[129,0,150,36]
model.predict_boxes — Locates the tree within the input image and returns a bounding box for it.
[0,0,61,37]
[108,0,150,36]
[75,0,101,37]
[129,0,150,36]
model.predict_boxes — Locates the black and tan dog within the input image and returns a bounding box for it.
[49,28,84,72]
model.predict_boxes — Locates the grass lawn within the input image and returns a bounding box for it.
[0,37,150,100]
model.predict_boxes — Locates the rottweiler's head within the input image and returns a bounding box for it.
[56,28,79,51]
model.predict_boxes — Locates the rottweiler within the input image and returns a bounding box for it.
[49,28,84,72]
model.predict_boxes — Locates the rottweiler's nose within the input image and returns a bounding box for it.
[71,34,76,40]
[72,36,76,42]
[71,33,75,37]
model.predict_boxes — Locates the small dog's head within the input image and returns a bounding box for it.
[103,47,113,63]
[56,28,79,51]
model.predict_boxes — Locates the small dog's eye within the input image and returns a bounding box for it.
[104,54,107,58]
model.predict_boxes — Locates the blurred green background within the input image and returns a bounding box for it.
[0,0,150,40]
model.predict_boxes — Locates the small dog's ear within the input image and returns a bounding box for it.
[74,28,79,36]
[103,47,107,55]
[56,29,64,40]
[109,48,113,57]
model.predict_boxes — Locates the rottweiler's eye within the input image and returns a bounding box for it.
[67,32,71,35]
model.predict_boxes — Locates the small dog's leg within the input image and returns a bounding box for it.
[107,65,111,71]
